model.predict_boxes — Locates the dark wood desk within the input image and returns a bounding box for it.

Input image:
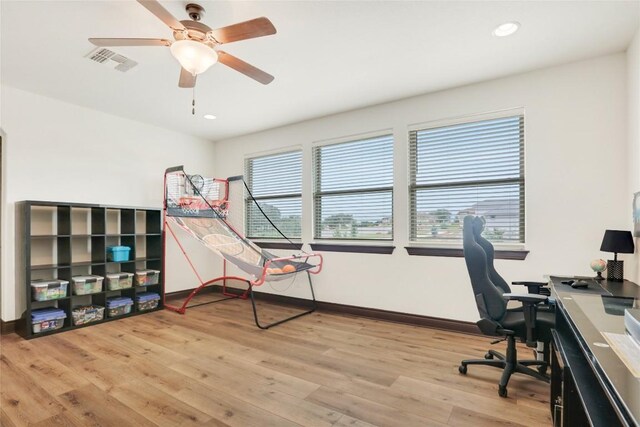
[549,276,639,427]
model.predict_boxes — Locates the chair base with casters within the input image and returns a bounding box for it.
[458,333,550,398]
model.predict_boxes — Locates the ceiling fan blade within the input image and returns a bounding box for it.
[179,68,197,88]
[89,38,171,47]
[217,51,274,85]
[137,0,186,31]
[210,17,276,44]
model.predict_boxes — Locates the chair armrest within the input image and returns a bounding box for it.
[512,281,550,296]
[503,293,547,347]
[512,281,547,286]
[502,293,548,304]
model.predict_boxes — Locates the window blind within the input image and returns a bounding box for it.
[313,134,394,240]
[245,150,302,239]
[409,115,524,243]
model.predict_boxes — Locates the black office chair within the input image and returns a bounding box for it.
[471,216,554,366]
[459,215,554,397]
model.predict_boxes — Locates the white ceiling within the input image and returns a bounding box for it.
[2,1,639,141]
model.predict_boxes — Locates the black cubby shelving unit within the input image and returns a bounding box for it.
[21,201,163,339]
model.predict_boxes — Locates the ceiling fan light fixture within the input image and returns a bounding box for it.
[170,39,218,75]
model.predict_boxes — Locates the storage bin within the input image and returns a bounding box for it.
[71,275,104,295]
[31,279,69,301]
[71,305,105,326]
[31,308,66,334]
[105,273,134,290]
[106,297,133,318]
[136,292,160,312]
[134,269,160,286]
[107,246,131,262]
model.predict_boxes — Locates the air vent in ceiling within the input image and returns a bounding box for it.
[85,47,138,72]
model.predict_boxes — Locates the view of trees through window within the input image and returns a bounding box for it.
[316,192,393,239]
[247,198,302,238]
[313,135,394,240]
[245,151,302,239]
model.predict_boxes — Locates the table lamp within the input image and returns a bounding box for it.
[600,230,635,281]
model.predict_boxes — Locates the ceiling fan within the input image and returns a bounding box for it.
[89,0,276,88]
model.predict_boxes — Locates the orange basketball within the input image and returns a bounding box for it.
[282,264,296,273]
[270,268,283,275]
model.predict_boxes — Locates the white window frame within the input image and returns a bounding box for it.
[244,148,303,241]
[408,108,526,248]
[312,130,395,242]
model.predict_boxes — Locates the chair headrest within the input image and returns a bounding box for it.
[462,215,477,244]
[472,216,485,238]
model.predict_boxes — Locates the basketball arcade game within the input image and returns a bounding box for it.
[162,166,323,329]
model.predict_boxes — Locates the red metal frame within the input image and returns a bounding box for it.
[162,172,245,314]
[162,220,250,314]
[161,167,324,324]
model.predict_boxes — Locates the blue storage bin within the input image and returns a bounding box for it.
[107,246,131,262]
[31,308,66,334]
[136,292,160,311]
[106,296,133,318]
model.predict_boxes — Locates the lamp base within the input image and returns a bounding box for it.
[606,260,624,281]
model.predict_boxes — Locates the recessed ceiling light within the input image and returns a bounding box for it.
[493,22,520,37]
[203,114,217,120]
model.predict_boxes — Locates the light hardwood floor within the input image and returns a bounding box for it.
[0,294,552,426]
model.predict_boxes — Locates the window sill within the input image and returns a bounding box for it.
[405,246,529,260]
[310,243,395,254]
[253,241,304,250]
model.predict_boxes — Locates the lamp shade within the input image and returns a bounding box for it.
[170,40,218,76]
[600,230,635,254]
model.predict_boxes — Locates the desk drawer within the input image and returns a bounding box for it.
[551,326,616,427]
[551,329,568,426]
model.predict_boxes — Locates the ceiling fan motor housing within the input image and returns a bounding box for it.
[174,20,215,46]
[185,3,205,21]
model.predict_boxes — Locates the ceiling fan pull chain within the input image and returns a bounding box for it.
[192,86,196,115]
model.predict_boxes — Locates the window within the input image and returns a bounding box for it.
[409,114,524,244]
[313,134,394,240]
[245,150,302,239]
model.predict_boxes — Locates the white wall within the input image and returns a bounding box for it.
[1,51,633,323]
[0,86,218,321]
[214,54,630,322]
[628,28,640,285]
